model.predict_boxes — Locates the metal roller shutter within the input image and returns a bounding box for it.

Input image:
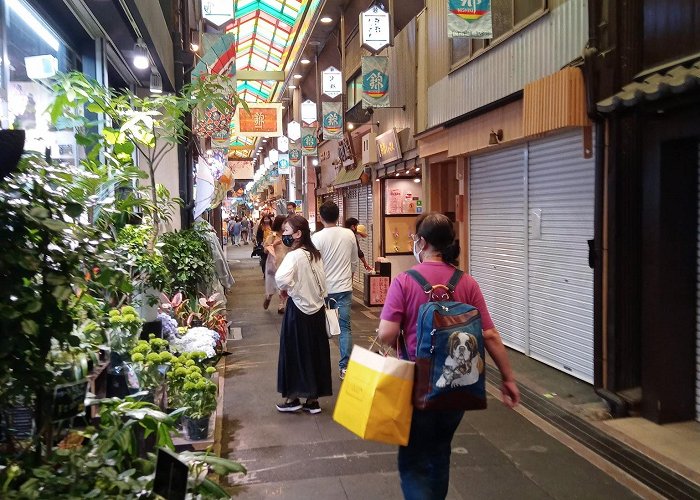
[357,184,373,294]
[469,146,528,352]
[527,130,595,383]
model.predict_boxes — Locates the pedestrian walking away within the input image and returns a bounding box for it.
[312,201,358,380]
[377,212,520,500]
[274,215,332,414]
[263,215,290,314]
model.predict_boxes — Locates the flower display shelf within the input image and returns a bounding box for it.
[172,356,226,453]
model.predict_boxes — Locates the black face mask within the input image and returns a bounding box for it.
[282,235,295,247]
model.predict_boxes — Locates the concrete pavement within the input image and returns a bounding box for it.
[219,242,642,499]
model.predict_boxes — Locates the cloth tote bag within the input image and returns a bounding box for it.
[325,298,340,338]
[333,346,414,446]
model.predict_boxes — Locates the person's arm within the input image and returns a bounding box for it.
[275,251,297,291]
[483,327,520,407]
[377,319,400,345]
[350,232,359,273]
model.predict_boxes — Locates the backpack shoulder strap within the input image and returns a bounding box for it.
[446,269,464,292]
[405,269,432,293]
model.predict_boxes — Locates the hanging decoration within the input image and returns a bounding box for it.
[234,103,283,137]
[192,33,237,79]
[277,135,289,152]
[278,153,290,174]
[322,66,343,98]
[301,127,317,156]
[447,0,493,38]
[194,160,215,219]
[360,3,392,53]
[362,56,390,109]
[287,121,302,141]
[322,102,343,140]
[289,145,302,167]
[301,100,318,126]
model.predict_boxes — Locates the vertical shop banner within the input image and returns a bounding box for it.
[301,127,318,156]
[278,153,290,174]
[447,0,492,39]
[362,56,389,109]
[322,102,343,140]
[289,146,302,167]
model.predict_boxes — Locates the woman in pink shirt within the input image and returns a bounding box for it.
[378,212,520,500]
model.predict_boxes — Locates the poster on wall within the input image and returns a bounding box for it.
[447,0,493,39]
[384,178,424,215]
[361,56,389,109]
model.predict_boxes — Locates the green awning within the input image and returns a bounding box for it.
[333,165,365,188]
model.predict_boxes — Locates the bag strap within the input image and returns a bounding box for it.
[305,251,325,297]
[406,268,464,299]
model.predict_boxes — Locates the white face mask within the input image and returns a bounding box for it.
[413,237,424,264]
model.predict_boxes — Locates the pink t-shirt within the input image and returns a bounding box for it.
[380,261,495,360]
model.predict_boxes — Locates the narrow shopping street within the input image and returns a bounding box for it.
[219,244,641,499]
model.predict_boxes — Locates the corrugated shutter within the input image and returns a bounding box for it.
[527,130,595,383]
[696,142,700,421]
[357,184,373,294]
[469,145,528,352]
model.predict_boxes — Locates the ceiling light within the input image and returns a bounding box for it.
[287,84,297,89]
[312,159,319,166]
[7,0,59,51]
[262,139,267,143]
[300,58,311,65]
[320,16,333,23]
[416,167,421,172]
[133,38,149,70]
[395,172,400,177]
[413,178,421,183]
[190,29,200,52]
[347,123,354,130]
[293,74,302,79]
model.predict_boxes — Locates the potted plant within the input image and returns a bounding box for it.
[176,363,218,440]
[107,305,144,358]
[160,229,215,297]
[129,335,173,408]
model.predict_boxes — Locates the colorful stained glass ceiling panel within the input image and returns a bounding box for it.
[221,0,320,159]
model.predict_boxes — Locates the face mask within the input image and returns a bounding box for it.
[413,238,424,264]
[282,235,295,247]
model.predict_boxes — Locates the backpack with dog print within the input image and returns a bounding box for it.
[400,269,487,411]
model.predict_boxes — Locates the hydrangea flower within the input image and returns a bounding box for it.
[169,326,219,359]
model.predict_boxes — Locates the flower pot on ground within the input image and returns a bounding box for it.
[129,335,173,409]
[183,414,210,440]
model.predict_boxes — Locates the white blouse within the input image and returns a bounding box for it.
[274,248,327,315]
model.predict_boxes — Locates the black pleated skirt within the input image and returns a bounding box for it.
[277,299,332,399]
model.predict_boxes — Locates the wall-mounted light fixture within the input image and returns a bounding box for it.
[133,38,149,69]
[190,29,200,52]
[489,129,503,145]
[149,67,162,94]
[347,123,354,130]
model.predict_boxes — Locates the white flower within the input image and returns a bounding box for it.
[169,327,219,358]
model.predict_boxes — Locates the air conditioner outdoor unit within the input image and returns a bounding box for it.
[361,132,377,166]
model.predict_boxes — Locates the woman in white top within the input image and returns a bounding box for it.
[274,215,332,414]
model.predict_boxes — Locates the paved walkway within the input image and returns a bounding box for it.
[219,243,643,499]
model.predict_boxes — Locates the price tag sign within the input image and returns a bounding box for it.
[52,380,87,422]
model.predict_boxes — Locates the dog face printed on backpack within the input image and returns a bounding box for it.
[435,331,484,388]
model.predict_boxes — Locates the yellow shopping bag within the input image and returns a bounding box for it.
[333,345,415,446]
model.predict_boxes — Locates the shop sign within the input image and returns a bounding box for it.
[287,121,301,141]
[448,0,493,39]
[234,103,282,137]
[362,56,389,109]
[301,127,318,156]
[202,0,235,27]
[228,160,253,179]
[277,135,289,152]
[360,4,391,53]
[289,146,302,167]
[322,102,343,140]
[52,380,87,422]
[301,100,317,125]
[376,128,402,164]
[278,153,290,174]
[322,66,343,98]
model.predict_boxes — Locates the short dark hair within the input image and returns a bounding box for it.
[344,217,359,228]
[286,201,296,208]
[319,201,339,224]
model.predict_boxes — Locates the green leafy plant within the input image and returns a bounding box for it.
[0,157,128,450]
[116,224,171,292]
[129,335,173,393]
[160,230,214,297]
[166,351,214,410]
[107,306,144,357]
[166,354,218,419]
[48,71,245,244]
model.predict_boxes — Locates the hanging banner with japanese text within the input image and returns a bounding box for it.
[233,102,283,137]
[362,56,389,109]
[277,153,290,174]
[301,127,318,156]
[448,0,492,39]
[322,102,343,140]
[289,146,302,167]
